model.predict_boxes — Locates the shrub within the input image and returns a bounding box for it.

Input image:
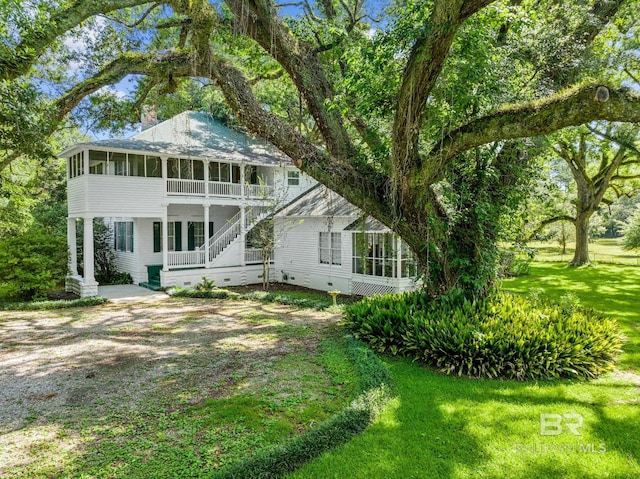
[194,276,216,293]
[0,296,108,311]
[0,228,67,301]
[97,271,133,285]
[167,286,240,299]
[497,243,537,278]
[345,290,621,380]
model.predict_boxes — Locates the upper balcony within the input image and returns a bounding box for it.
[68,149,279,199]
[66,148,316,216]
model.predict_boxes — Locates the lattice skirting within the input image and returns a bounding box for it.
[350,281,397,296]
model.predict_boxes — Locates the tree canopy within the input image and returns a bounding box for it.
[1,0,639,297]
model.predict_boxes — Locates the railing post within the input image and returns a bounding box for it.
[204,159,209,199]
[204,203,210,268]
[240,161,246,201]
[162,207,169,272]
[240,205,246,266]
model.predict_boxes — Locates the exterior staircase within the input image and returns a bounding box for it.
[201,206,270,264]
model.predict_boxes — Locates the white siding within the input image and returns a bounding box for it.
[135,218,163,283]
[273,167,318,203]
[67,177,86,216]
[101,217,141,284]
[160,265,273,288]
[274,216,353,294]
[86,176,164,216]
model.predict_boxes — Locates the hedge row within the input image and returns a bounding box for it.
[212,336,393,479]
[0,296,109,311]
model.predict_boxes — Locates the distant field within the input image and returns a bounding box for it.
[527,238,640,266]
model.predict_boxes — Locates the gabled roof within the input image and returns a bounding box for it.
[277,185,359,217]
[59,111,291,166]
[277,185,390,232]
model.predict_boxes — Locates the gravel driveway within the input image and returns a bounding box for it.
[0,298,338,476]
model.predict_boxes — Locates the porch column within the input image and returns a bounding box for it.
[240,204,246,266]
[162,208,169,272]
[204,160,209,198]
[240,161,246,200]
[82,148,89,175]
[67,218,77,275]
[83,216,96,284]
[161,156,168,179]
[204,204,210,268]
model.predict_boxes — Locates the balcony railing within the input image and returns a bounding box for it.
[208,181,242,197]
[244,248,264,264]
[167,179,206,195]
[166,179,273,198]
[167,251,205,268]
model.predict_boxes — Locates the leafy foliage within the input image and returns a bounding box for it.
[622,207,640,250]
[345,291,621,380]
[167,286,239,300]
[0,227,68,301]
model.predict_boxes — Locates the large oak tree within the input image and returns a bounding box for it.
[1,0,639,297]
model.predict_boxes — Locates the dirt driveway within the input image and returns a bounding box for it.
[0,298,340,477]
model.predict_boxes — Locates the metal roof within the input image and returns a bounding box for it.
[277,185,359,217]
[344,216,389,232]
[58,111,291,166]
[277,185,390,232]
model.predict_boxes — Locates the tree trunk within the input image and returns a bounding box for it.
[570,213,592,266]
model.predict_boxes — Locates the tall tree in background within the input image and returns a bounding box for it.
[528,126,639,266]
[1,0,639,298]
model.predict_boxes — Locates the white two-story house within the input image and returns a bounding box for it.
[61,111,418,297]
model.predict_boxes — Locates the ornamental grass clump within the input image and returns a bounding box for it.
[345,291,621,380]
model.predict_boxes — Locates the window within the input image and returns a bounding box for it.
[68,153,85,178]
[114,221,134,252]
[146,156,161,177]
[88,150,107,175]
[110,152,127,176]
[188,222,205,251]
[209,161,220,181]
[319,232,341,266]
[351,233,416,278]
[153,221,182,252]
[129,154,145,177]
[287,170,300,186]
[89,151,161,178]
[232,164,241,183]
[220,163,230,182]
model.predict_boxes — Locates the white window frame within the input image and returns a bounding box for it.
[319,232,341,266]
[287,170,300,186]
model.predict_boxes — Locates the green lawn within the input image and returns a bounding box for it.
[291,263,640,478]
[529,238,640,266]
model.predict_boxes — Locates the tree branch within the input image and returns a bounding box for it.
[224,0,359,165]
[527,215,576,241]
[100,3,161,28]
[391,0,496,193]
[0,0,153,80]
[420,85,640,185]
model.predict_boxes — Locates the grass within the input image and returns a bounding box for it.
[529,238,640,266]
[0,301,362,478]
[291,262,640,478]
[6,265,639,478]
[170,285,357,311]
